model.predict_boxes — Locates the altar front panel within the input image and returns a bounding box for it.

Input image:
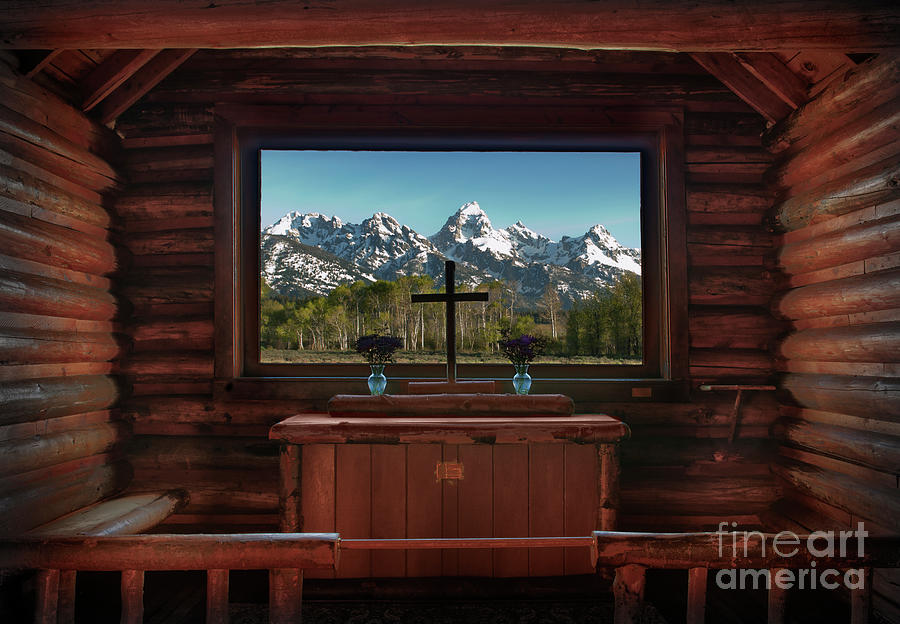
[300,442,600,578]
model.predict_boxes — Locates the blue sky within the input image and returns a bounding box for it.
[260,150,642,248]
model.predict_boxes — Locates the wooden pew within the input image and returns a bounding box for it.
[0,532,339,624]
[22,490,189,623]
[591,530,900,624]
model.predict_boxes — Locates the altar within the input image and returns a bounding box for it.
[269,396,629,579]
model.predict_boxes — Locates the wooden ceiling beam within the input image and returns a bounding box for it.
[733,52,810,109]
[81,49,161,111]
[98,49,196,126]
[690,52,793,124]
[0,1,896,52]
[20,49,63,78]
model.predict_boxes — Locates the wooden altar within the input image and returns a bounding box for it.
[269,404,629,579]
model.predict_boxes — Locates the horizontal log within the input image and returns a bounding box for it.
[118,353,213,379]
[327,393,575,417]
[1,1,895,50]
[0,422,127,476]
[765,54,900,154]
[28,490,188,537]
[621,437,771,467]
[0,268,119,321]
[779,214,900,275]
[114,182,212,220]
[115,104,215,140]
[689,307,784,350]
[0,164,111,233]
[125,228,214,256]
[0,146,105,209]
[620,476,780,515]
[767,99,900,192]
[773,460,900,532]
[124,144,214,173]
[0,362,115,384]
[0,103,120,188]
[686,226,773,248]
[781,373,900,422]
[686,186,772,226]
[129,317,213,352]
[772,152,900,232]
[776,418,900,474]
[780,444,896,491]
[121,393,781,432]
[129,252,213,270]
[0,59,120,161]
[779,404,900,438]
[0,375,120,426]
[0,410,116,443]
[123,397,318,428]
[592,531,900,569]
[0,328,122,365]
[125,215,213,234]
[779,322,900,362]
[120,268,213,305]
[128,471,277,514]
[271,413,628,445]
[593,392,780,429]
[776,268,900,320]
[0,125,116,197]
[0,533,338,571]
[129,436,277,471]
[0,251,113,295]
[689,348,772,371]
[188,47,703,74]
[0,460,131,535]
[689,268,775,306]
[148,66,733,103]
[0,210,120,276]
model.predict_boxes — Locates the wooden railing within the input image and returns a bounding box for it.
[7,531,899,623]
[0,533,339,624]
[591,531,900,624]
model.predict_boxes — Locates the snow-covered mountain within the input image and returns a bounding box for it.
[261,201,641,307]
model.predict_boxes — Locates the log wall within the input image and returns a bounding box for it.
[0,56,129,536]
[766,53,900,621]
[114,50,784,546]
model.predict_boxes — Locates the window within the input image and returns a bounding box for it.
[215,107,688,400]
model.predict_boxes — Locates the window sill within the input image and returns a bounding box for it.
[216,376,690,404]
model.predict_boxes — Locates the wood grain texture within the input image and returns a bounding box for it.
[2,1,895,50]
[492,444,528,577]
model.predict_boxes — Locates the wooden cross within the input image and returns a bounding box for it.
[411,260,488,383]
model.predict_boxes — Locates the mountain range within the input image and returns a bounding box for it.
[261,201,641,308]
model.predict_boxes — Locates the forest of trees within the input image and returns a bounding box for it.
[260,272,643,361]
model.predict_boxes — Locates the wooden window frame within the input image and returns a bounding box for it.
[214,105,689,402]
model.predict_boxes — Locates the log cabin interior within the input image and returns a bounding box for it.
[0,2,898,623]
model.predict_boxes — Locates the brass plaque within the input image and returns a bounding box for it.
[631,386,652,398]
[435,461,464,481]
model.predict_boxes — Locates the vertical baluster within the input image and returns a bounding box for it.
[206,569,230,624]
[120,570,144,624]
[613,564,646,624]
[850,567,871,624]
[767,568,787,624]
[598,443,620,531]
[687,567,707,624]
[57,570,77,624]
[33,569,59,624]
[269,568,303,624]
[272,443,303,622]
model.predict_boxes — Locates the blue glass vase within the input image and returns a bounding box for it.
[368,364,387,395]
[512,364,532,395]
